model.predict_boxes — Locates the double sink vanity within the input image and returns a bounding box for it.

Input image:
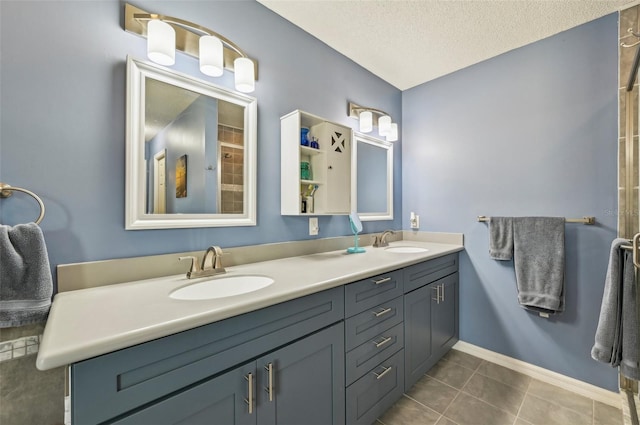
[36,47,463,424]
[37,237,462,424]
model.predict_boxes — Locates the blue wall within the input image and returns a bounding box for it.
[0,1,402,273]
[402,14,619,390]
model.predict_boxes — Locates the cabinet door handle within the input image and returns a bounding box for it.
[441,283,445,302]
[373,365,393,380]
[373,277,392,285]
[264,362,274,402]
[372,336,392,348]
[244,372,254,414]
[373,307,392,317]
[432,285,441,304]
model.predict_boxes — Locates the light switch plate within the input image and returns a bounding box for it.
[410,212,420,229]
[309,217,319,235]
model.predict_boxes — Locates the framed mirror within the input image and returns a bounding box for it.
[125,56,257,229]
[351,132,394,221]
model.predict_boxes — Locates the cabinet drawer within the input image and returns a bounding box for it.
[72,287,344,425]
[404,253,458,293]
[346,349,405,425]
[346,322,403,386]
[345,269,403,317]
[345,296,403,352]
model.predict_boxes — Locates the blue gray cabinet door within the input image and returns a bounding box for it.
[112,362,256,425]
[404,271,459,391]
[431,273,458,356]
[403,281,434,391]
[257,323,345,425]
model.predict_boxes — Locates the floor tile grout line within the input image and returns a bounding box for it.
[524,391,595,422]
[525,382,597,419]
[441,389,464,423]
[457,384,521,420]
[426,362,524,420]
[513,376,533,425]
[402,393,447,418]
[426,372,470,393]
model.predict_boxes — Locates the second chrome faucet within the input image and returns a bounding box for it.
[179,246,227,279]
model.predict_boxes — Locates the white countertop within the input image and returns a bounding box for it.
[36,241,463,370]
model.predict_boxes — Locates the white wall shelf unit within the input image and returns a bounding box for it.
[281,110,352,215]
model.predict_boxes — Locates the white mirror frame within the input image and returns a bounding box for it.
[351,132,394,221]
[125,56,257,229]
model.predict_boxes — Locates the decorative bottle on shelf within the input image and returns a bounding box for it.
[300,128,310,146]
[300,161,311,180]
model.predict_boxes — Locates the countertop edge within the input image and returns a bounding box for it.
[37,242,463,370]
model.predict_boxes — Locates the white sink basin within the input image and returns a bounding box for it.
[170,275,274,300]
[385,246,429,254]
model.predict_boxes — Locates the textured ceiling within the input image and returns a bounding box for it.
[258,0,633,90]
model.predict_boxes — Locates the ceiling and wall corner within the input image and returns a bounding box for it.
[258,0,635,90]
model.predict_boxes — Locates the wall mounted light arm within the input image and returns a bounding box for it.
[124,3,258,79]
[348,102,390,122]
[348,102,398,141]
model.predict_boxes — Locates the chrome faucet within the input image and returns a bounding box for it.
[373,230,395,247]
[179,246,227,279]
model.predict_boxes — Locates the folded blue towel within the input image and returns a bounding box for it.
[0,223,53,328]
[513,217,565,314]
[489,217,513,260]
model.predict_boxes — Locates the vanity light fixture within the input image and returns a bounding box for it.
[348,102,398,142]
[387,123,398,142]
[147,20,175,66]
[360,110,373,133]
[124,3,258,93]
[378,115,392,136]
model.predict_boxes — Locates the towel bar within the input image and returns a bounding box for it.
[477,215,596,225]
[621,233,640,269]
[0,183,45,225]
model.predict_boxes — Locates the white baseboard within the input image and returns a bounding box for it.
[453,340,621,408]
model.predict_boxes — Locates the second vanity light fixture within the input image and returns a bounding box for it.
[348,102,398,142]
[124,3,258,93]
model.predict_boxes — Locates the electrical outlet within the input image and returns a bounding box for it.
[309,217,319,235]
[410,212,420,229]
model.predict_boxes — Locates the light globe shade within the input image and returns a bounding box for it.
[359,111,373,133]
[147,20,175,66]
[378,115,392,136]
[386,123,398,142]
[199,36,224,77]
[234,57,255,93]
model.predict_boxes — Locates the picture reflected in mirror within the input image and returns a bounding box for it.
[145,77,244,214]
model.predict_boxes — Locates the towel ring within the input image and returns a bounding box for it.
[0,183,45,225]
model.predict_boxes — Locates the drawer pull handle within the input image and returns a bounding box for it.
[373,336,392,348]
[374,277,392,285]
[373,365,393,380]
[264,363,274,402]
[245,372,254,414]
[373,307,392,317]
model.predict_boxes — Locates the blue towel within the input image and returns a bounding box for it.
[513,217,565,314]
[592,239,639,380]
[489,217,513,260]
[0,223,53,328]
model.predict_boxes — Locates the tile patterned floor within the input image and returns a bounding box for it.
[377,349,625,425]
